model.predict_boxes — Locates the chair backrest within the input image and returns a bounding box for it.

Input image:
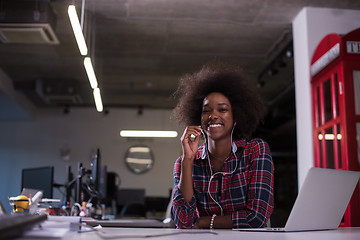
[116,188,145,206]
[116,189,146,217]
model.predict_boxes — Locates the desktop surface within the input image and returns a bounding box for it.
[17,226,360,240]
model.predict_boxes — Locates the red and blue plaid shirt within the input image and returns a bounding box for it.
[171,138,274,229]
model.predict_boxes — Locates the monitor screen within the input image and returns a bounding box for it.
[66,165,74,202]
[21,166,54,198]
[90,149,108,199]
[98,165,107,199]
[91,149,101,189]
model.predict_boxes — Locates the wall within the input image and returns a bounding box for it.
[292,7,360,188]
[0,69,35,121]
[0,107,183,213]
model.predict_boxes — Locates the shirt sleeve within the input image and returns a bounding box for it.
[232,139,274,228]
[171,156,199,229]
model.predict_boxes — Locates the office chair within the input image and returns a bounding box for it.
[116,189,146,217]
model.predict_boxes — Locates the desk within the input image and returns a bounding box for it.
[21,227,360,240]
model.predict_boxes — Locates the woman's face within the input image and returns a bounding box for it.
[201,92,234,141]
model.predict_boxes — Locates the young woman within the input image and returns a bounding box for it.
[171,62,274,229]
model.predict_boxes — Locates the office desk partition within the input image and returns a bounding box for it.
[24,227,360,240]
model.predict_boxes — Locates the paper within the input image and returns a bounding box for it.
[22,216,82,238]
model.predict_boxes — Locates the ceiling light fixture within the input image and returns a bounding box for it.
[120,130,178,138]
[68,5,88,56]
[68,4,103,113]
[267,68,279,76]
[84,57,98,89]
[277,58,287,68]
[93,87,103,112]
[286,49,293,58]
[257,80,265,88]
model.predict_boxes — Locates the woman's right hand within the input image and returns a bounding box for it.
[180,126,203,162]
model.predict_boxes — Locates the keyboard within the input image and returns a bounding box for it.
[0,213,47,239]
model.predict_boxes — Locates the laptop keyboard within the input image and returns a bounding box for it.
[0,213,47,239]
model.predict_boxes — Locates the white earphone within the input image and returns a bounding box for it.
[203,122,238,216]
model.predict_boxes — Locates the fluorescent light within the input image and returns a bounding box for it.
[68,5,88,56]
[84,57,98,89]
[120,130,178,138]
[93,88,103,112]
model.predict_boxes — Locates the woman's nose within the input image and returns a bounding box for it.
[209,112,218,120]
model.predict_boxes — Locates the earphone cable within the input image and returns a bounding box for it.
[203,123,238,216]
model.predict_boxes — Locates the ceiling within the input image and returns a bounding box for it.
[0,0,360,146]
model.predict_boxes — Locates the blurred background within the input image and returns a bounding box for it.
[1,0,360,226]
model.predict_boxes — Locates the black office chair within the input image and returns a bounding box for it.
[116,188,146,217]
[119,203,145,217]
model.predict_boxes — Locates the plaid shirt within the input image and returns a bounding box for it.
[171,138,274,229]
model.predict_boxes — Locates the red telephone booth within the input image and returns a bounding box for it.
[310,28,360,227]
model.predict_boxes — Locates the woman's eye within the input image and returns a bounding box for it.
[219,108,228,112]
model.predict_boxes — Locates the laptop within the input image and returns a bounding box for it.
[233,167,360,232]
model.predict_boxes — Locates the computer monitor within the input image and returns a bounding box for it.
[65,165,74,202]
[21,166,54,199]
[99,165,107,199]
[91,148,101,190]
[90,148,107,200]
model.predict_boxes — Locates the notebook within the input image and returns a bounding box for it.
[233,167,360,232]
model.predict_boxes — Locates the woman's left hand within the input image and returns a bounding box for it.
[192,216,211,229]
[192,215,233,229]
